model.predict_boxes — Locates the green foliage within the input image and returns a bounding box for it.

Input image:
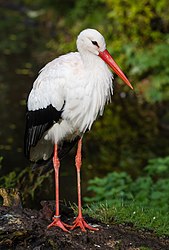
[84,201,169,236]
[0,166,51,206]
[0,171,18,188]
[85,156,169,212]
[145,156,169,177]
[1,0,169,209]
[85,172,133,202]
[126,39,169,102]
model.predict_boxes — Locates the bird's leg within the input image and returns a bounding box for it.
[70,139,98,232]
[47,144,69,232]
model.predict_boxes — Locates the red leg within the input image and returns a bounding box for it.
[70,139,98,232]
[47,144,69,232]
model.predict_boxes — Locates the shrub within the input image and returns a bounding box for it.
[85,156,169,212]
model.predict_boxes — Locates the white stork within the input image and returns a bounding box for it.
[24,28,133,232]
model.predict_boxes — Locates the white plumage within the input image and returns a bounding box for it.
[24,28,133,232]
[26,29,114,162]
[29,52,113,132]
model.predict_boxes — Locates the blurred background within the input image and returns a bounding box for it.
[0,0,169,211]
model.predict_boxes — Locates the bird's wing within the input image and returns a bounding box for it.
[24,57,69,159]
[24,52,82,160]
[24,104,64,159]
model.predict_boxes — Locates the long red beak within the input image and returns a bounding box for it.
[99,49,133,89]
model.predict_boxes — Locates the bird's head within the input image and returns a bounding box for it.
[77,28,133,89]
[77,28,106,56]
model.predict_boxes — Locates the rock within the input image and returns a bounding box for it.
[0,188,22,208]
[0,194,168,249]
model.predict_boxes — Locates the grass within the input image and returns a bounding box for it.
[73,200,169,236]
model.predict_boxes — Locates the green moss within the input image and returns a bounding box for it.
[83,201,169,236]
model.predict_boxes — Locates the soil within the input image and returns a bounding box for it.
[0,201,168,250]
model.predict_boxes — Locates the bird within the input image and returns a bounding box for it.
[24,28,133,232]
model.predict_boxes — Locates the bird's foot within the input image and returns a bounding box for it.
[47,215,70,232]
[70,215,99,232]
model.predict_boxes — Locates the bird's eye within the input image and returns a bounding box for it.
[91,41,99,47]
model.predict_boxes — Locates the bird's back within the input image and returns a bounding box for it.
[24,52,83,166]
[24,50,113,168]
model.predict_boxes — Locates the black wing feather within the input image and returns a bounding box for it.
[24,104,63,159]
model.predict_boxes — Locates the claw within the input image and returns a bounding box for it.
[70,215,99,232]
[47,216,70,232]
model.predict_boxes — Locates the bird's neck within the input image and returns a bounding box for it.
[80,51,104,70]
